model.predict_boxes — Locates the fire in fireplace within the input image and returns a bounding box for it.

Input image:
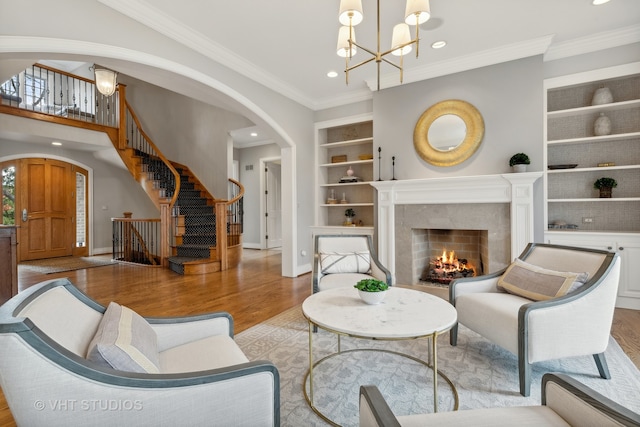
[420,249,476,285]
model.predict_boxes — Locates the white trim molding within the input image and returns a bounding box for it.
[371,172,543,280]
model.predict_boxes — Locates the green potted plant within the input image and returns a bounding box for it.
[354,278,389,305]
[593,177,617,198]
[344,208,356,225]
[509,153,530,173]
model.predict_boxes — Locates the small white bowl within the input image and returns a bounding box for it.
[358,290,387,305]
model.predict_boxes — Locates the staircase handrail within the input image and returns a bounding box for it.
[227,178,244,205]
[124,99,181,208]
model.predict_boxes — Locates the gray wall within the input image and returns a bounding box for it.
[120,75,253,197]
[373,56,544,180]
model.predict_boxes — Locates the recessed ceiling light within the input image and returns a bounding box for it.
[250,132,258,137]
[431,40,447,49]
[592,0,610,4]
[51,141,62,146]
[327,71,338,78]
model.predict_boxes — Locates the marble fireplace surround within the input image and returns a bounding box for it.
[371,172,543,284]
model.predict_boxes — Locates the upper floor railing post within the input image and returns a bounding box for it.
[215,201,228,270]
[117,84,127,150]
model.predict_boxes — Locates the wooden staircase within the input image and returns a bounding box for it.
[168,163,239,275]
[0,65,243,275]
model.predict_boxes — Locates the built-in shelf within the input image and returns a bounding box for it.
[320,203,374,207]
[319,159,373,168]
[547,99,640,118]
[314,115,375,234]
[544,62,640,309]
[548,198,640,203]
[547,165,640,174]
[547,131,640,146]
[320,137,373,148]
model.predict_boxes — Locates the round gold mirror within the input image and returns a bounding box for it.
[413,99,484,167]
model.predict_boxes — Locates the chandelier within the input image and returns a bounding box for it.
[336,0,431,90]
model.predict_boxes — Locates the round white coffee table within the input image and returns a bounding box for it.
[302,286,458,425]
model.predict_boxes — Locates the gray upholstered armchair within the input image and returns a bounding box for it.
[0,278,279,426]
[359,373,640,426]
[312,234,392,294]
[449,243,621,396]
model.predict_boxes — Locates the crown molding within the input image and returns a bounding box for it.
[98,0,317,110]
[366,35,555,92]
[544,24,640,62]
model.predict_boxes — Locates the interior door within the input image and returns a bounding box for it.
[265,162,282,249]
[18,158,74,261]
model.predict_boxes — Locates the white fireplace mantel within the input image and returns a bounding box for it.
[371,172,543,281]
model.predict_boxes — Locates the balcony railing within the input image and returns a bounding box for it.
[112,214,161,265]
[0,63,119,127]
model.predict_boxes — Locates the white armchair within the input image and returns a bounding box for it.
[449,243,621,396]
[312,234,392,294]
[359,373,640,426]
[0,278,279,426]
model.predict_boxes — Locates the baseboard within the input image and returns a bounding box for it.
[616,296,640,310]
[295,263,311,277]
[91,247,111,256]
[243,242,261,249]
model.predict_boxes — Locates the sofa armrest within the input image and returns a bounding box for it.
[370,258,392,286]
[449,269,505,305]
[148,312,233,352]
[359,385,401,427]
[542,373,640,426]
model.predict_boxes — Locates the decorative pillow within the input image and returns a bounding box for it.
[320,251,371,274]
[86,302,160,373]
[497,259,589,301]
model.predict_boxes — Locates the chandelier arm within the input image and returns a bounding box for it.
[349,40,379,59]
[345,56,378,72]
[379,57,403,71]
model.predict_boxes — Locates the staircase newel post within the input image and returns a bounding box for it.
[117,84,127,150]
[215,201,228,270]
[160,202,171,268]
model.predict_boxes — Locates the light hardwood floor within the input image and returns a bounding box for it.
[0,250,638,425]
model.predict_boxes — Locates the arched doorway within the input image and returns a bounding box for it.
[1,158,89,262]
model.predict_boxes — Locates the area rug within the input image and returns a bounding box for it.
[235,306,640,427]
[18,256,115,274]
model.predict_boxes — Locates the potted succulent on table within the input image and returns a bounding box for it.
[354,278,389,305]
[594,177,617,198]
[344,208,356,226]
[509,153,530,173]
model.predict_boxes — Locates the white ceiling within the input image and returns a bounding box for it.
[100,0,640,111]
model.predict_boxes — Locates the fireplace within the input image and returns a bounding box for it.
[414,229,487,285]
[371,173,543,285]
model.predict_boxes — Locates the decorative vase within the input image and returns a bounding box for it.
[593,113,611,136]
[358,290,387,305]
[512,164,527,173]
[599,187,612,198]
[346,166,354,177]
[591,86,613,105]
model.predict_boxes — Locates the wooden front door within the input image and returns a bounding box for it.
[18,158,74,261]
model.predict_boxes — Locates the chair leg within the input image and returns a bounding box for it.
[449,324,458,346]
[519,358,531,397]
[593,352,611,379]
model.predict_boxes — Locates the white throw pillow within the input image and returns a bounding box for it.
[86,302,160,373]
[320,251,371,274]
